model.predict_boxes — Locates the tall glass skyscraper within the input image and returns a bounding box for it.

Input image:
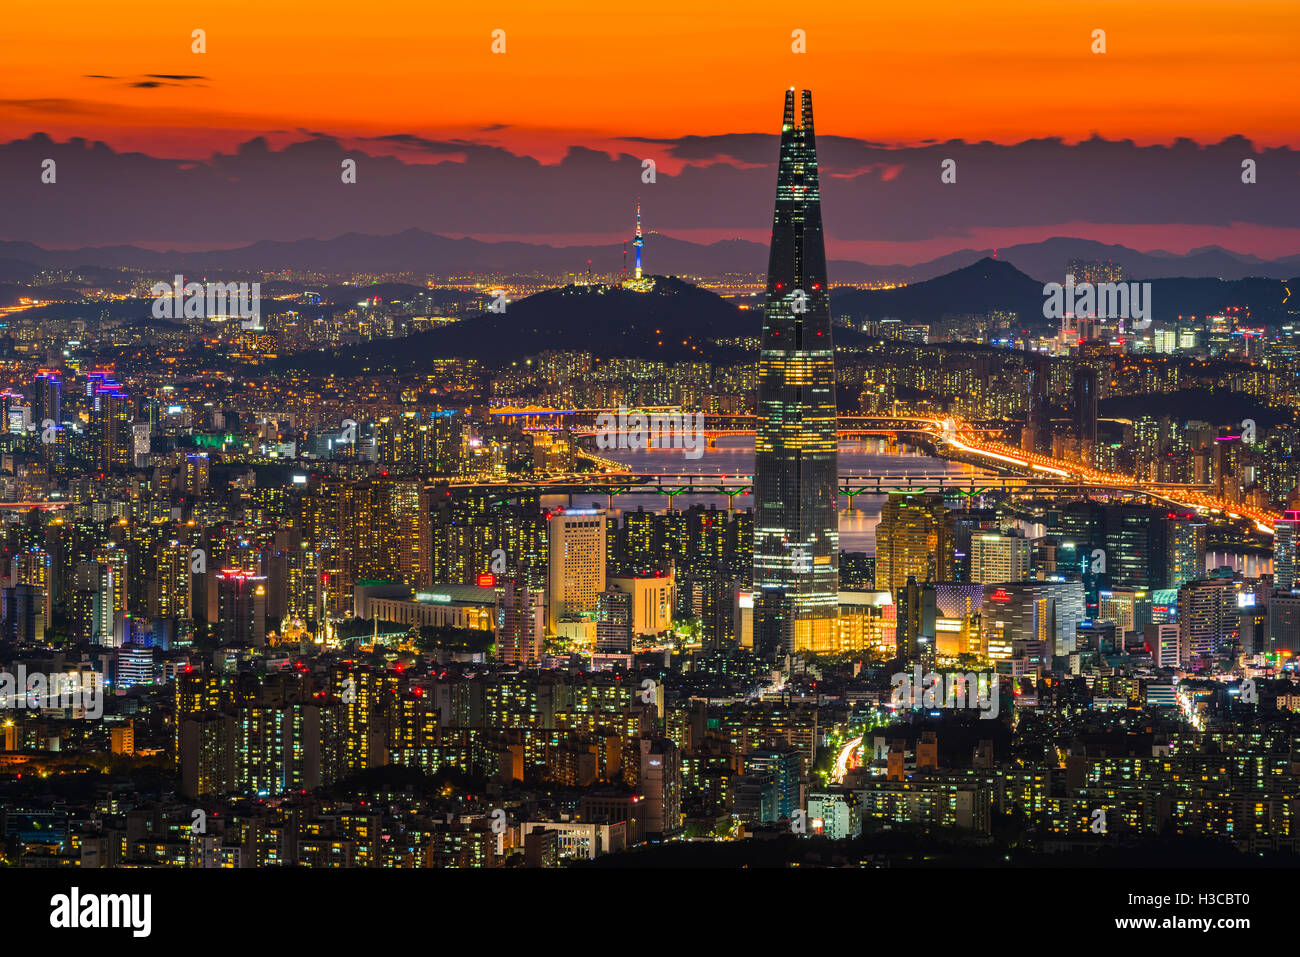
[752,88,839,657]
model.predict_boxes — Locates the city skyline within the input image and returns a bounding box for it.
[1,2,1298,921]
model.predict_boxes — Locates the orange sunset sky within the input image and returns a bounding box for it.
[3,0,1297,159]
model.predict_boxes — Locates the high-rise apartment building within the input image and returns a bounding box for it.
[17,547,52,633]
[31,369,61,427]
[498,569,546,666]
[338,477,431,598]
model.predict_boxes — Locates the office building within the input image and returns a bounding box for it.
[752,88,840,657]
[1275,510,1300,591]
[969,531,1032,584]
[876,494,955,596]
[1166,515,1208,590]
[607,571,674,636]
[1073,364,1098,449]
[548,508,607,625]
[1144,621,1185,665]
[1178,577,1240,667]
[638,737,681,840]
[745,746,803,822]
[215,569,268,647]
[595,587,633,654]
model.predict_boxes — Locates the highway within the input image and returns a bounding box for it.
[471,409,1279,532]
[831,735,863,784]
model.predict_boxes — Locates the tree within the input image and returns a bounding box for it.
[416,625,494,655]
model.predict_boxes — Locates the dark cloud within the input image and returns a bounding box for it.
[0,99,105,116]
[364,133,469,152]
[85,74,208,89]
[0,131,1295,248]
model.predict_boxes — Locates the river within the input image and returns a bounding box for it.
[553,435,1268,574]
[549,434,990,551]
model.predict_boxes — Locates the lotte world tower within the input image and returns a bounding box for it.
[752,88,840,657]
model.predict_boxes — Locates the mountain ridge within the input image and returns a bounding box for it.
[1,232,1296,284]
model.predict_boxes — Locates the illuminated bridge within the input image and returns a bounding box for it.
[480,406,1273,529]
[490,407,955,439]
[445,472,1216,510]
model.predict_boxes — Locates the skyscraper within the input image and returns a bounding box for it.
[1022,354,1050,454]
[876,494,955,597]
[1073,364,1098,449]
[752,88,839,657]
[548,508,607,627]
[1108,505,1171,590]
[1166,513,1207,590]
[1054,500,1173,598]
[1178,576,1240,667]
[215,569,268,647]
[897,576,938,663]
[1274,510,1300,591]
[31,369,61,427]
[90,376,131,471]
[498,568,546,666]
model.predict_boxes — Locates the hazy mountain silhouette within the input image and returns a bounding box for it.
[830,258,1049,328]
[1,232,1296,286]
[831,257,1296,329]
[171,259,1300,373]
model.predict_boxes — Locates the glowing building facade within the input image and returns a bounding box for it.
[752,89,839,656]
